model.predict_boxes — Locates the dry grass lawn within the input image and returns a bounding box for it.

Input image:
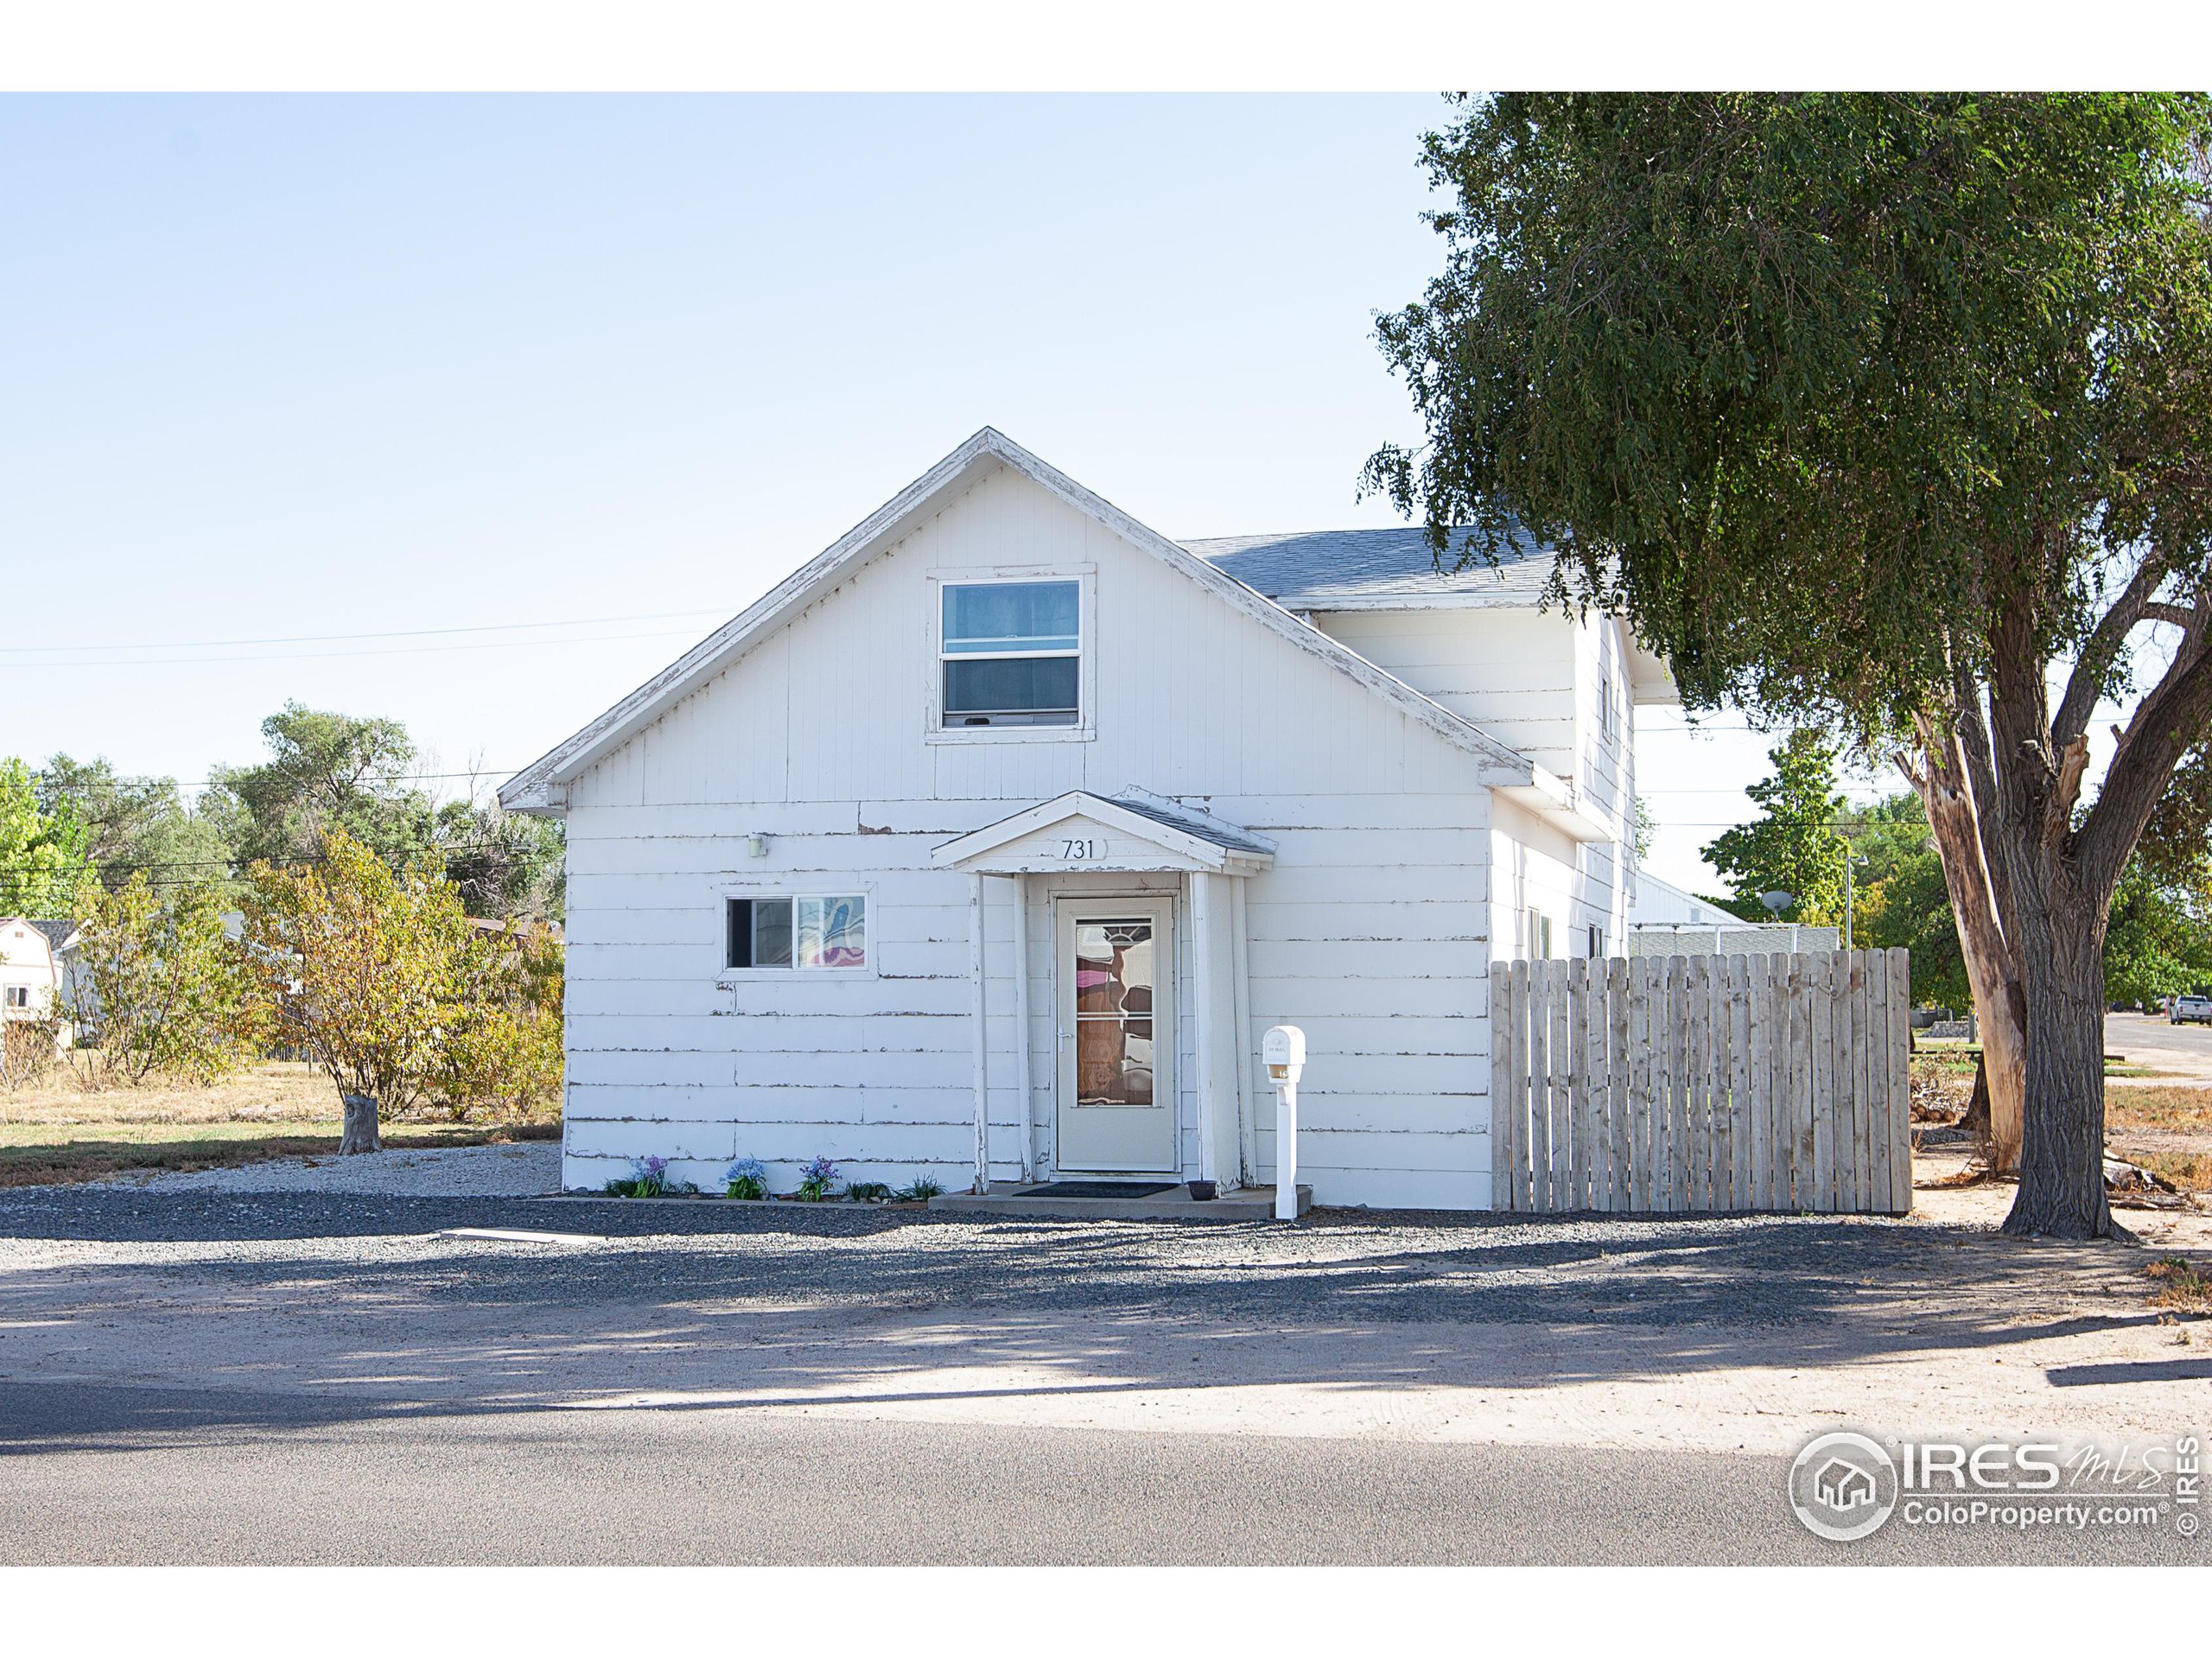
[0,1062,558,1187]
[1909,1058,2212,1193]
[2107,1085,2212,1193]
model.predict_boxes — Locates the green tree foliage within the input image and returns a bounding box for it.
[207,702,436,872]
[64,874,264,1087]
[0,757,92,918]
[206,705,560,923]
[2101,860,2212,1008]
[1631,796,1656,863]
[1700,732,1847,924]
[1844,793,1969,1009]
[240,829,560,1137]
[1365,92,2212,1237]
[35,755,238,896]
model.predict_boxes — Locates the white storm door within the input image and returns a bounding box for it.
[1054,899,1179,1174]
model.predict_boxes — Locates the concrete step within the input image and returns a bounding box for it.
[929,1182,1311,1222]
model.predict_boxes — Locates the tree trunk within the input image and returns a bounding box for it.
[2001,880,2113,1239]
[1911,724,2026,1171]
[339,1093,382,1155]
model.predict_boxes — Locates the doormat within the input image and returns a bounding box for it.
[1015,1181,1179,1199]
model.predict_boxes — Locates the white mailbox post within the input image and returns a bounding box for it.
[1263,1024,1306,1221]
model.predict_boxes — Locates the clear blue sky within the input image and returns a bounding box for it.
[2,93,1783,891]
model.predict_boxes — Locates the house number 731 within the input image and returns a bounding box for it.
[1057,837,1104,860]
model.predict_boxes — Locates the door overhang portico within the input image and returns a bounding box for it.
[931,790,1275,878]
[933,792,1273,1194]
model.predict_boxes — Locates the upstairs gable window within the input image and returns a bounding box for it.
[939,580,1081,728]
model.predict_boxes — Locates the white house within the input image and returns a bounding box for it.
[501,429,1675,1209]
[0,918,77,1033]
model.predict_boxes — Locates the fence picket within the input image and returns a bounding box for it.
[1887,946,1912,1215]
[1728,956,1751,1211]
[1699,955,1716,1211]
[1567,957,1589,1212]
[1607,959,1630,1211]
[1629,958,1654,1210]
[1527,963,1551,1211]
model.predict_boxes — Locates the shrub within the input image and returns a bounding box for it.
[844,1180,893,1204]
[894,1175,945,1202]
[65,874,265,1089]
[793,1155,840,1201]
[725,1155,769,1200]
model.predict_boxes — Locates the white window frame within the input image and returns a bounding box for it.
[924,563,1097,744]
[716,886,877,983]
[3,984,29,1008]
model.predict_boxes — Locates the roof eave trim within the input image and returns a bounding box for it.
[500,427,1544,808]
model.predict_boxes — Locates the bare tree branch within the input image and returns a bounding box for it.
[2053,556,2168,748]
[2077,627,2212,896]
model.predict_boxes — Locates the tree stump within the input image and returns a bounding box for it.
[339,1094,382,1155]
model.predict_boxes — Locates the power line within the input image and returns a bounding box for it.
[34,767,531,795]
[0,626,707,671]
[0,606,734,657]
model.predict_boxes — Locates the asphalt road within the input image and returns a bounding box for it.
[2108,1010,2212,1082]
[0,1379,2193,1566]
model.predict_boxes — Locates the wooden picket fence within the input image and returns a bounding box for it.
[1489,948,1912,1216]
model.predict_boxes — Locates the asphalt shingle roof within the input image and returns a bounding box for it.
[1180,524,1555,607]
[1109,793,1275,857]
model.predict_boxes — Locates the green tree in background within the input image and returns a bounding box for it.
[206,702,436,872]
[1699,732,1847,924]
[1843,793,1968,1009]
[0,757,92,918]
[2102,860,2212,1008]
[35,755,237,896]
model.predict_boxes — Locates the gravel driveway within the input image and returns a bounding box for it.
[60,1141,562,1200]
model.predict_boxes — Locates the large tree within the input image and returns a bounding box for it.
[207,702,435,871]
[1367,93,2212,1237]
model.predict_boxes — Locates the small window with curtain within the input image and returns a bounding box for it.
[939,579,1081,728]
[726,895,866,971]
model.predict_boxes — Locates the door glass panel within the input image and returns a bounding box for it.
[1076,1019,1154,1106]
[1073,918,1156,1108]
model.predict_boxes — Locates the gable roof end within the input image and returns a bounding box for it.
[499,428,1539,814]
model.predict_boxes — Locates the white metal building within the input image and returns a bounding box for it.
[502,429,1675,1208]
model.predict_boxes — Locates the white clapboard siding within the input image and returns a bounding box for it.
[543,460,1612,1205]
[1489,948,1911,1216]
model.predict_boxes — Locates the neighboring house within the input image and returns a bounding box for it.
[1628,871,1840,957]
[0,918,79,1039]
[501,429,1676,1208]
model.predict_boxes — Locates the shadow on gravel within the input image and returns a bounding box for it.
[0,1189,2166,1453]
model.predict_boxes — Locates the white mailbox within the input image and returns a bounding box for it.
[1263,1025,1306,1220]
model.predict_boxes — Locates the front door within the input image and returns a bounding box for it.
[1054,899,1179,1174]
